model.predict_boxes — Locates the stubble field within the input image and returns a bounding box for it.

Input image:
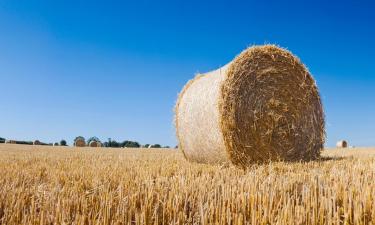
[0,144,374,225]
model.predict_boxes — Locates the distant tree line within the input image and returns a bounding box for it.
[1,135,173,149]
[78,137,171,149]
[0,137,67,146]
[102,140,142,148]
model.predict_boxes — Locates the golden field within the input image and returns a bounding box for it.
[0,144,374,225]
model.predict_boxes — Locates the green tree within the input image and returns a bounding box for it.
[151,144,161,148]
[110,140,120,148]
[60,140,67,146]
[104,139,120,148]
[0,137,5,143]
[121,140,140,148]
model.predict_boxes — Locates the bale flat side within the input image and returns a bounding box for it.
[175,66,230,164]
[219,45,325,167]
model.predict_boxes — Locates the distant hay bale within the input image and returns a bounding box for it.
[336,140,348,148]
[89,141,101,147]
[33,140,41,145]
[74,138,86,147]
[175,45,325,167]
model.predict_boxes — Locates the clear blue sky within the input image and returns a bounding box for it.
[0,0,374,147]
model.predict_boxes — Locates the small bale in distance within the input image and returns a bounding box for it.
[336,140,348,148]
[89,141,101,147]
[175,45,325,167]
[74,138,86,147]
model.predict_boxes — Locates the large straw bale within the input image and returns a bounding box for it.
[175,45,325,167]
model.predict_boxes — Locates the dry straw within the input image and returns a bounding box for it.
[89,141,101,147]
[175,45,325,167]
[74,139,86,147]
[336,140,348,148]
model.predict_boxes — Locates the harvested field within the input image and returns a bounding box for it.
[0,144,374,224]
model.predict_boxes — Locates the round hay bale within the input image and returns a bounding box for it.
[175,45,325,167]
[89,141,101,147]
[336,140,348,148]
[33,140,41,145]
[74,138,86,147]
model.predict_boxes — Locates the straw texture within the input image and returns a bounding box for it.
[176,66,230,164]
[74,139,86,147]
[175,45,325,167]
[89,141,100,147]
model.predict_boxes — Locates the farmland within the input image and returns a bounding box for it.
[0,144,374,224]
